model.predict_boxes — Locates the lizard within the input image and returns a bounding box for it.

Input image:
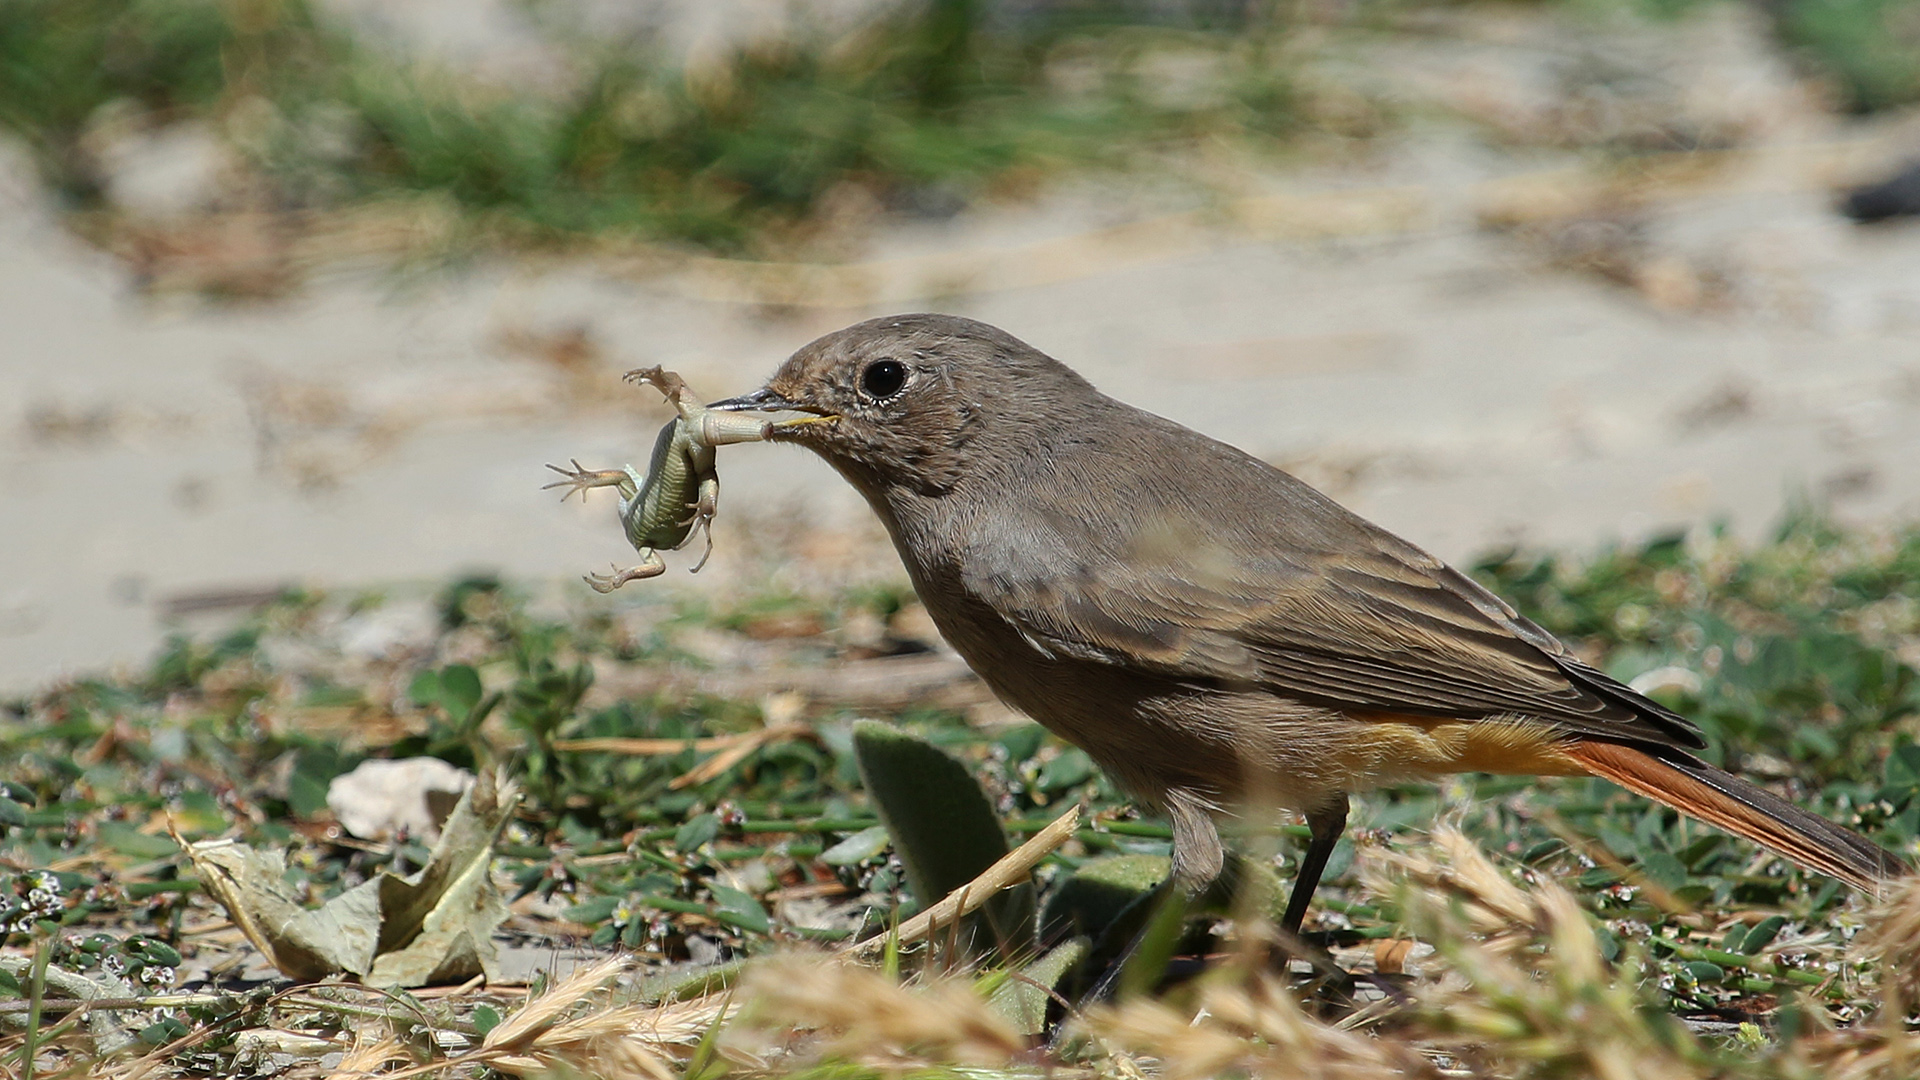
[545,367,814,592]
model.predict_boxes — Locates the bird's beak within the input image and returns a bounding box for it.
[708,387,839,432]
[708,387,807,412]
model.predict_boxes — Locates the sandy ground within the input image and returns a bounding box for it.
[4,4,1920,693]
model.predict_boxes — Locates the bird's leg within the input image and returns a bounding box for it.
[584,553,666,593]
[544,460,635,502]
[1281,795,1349,936]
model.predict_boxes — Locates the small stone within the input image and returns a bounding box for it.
[327,757,475,841]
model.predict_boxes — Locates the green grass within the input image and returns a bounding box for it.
[0,0,1297,254]
[6,0,1914,264]
[1610,0,1920,112]
[2,514,1917,1074]
[1775,0,1920,112]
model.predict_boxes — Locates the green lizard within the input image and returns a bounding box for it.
[545,367,824,592]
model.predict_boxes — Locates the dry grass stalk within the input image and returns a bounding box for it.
[1789,871,1920,1080]
[1084,972,1431,1080]
[669,722,815,791]
[487,998,728,1080]
[552,722,811,759]
[1362,825,1539,951]
[1860,871,1920,1009]
[732,955,1026,1068]
[843,805,1079,960]
[1373,826,1707,1080]
[350,956,730,1080]
[335,1031,414,1075]
[477,956,633,1055]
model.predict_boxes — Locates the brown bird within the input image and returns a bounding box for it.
[712,313,1906,930]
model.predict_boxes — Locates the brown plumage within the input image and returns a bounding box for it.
[712,314,1907,921]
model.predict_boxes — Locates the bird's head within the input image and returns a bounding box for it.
[710,314,1091,497]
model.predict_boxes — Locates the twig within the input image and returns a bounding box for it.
[0,992,230,1015]
[21,938,48,1080]
[843,806,1080,961]
[551,723,810,758]
[669,724,814,791]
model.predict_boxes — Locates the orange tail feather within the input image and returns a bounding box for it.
[1562,741,1908,894]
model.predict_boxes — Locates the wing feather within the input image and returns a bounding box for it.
[965,429,1703,752]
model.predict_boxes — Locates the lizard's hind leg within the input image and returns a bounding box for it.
[585,554,666,593]
[684,477,719,573]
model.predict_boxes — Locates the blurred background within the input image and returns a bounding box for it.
[3,0,1919,692]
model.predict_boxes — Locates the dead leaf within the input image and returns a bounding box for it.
[184,769,519,987]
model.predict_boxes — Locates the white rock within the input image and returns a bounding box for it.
[327,757,475,841]
[337,600,440,661]
[95,121,233,219]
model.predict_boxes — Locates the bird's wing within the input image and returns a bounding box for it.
[968,456,1703,752]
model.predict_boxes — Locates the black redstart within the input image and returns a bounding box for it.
[711,314,1905,928]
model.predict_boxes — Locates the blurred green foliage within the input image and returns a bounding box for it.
[1774,0,1920,112]
[1,0,1915,252]
[0,0,1296,251]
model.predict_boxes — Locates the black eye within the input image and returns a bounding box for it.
[860,359,908,400]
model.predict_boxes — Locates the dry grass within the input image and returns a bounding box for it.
[61,825,1920,1079]
[427,827,1919,1080]
[730,956,1028,1071]
[471,957,726,1079]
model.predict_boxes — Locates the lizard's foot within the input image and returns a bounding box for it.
[678,487,718,573]
[687,519,715,573]
[624,366,690,404]
[544,460,630,502]
[584,559,666,593]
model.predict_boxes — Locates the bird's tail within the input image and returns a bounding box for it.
[1562,740,1908,894]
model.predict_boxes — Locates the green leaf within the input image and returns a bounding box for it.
[141,1016,190,1045]
[1040,854,1168,943]
[471,1005,501,1034]
[566,896,621,925]
[995,724,1045,763]
[1887,743,1920,790]
[1593,925,1620,962]
[98,822,184,861]
[989,936,1090,1034]
[709,885,770,934]
[440,665,484,718]
[408,670,442,708]
[820,825,890,867]
[1684,960,1726,985]
[852,720,1034,959]
[1742,915,1787,955]
[131,939,183,967]
[284,745,352,820]
[0,798,26,827]
[675,813,721,853]
[1640,851,1688,892]
[1036,747,1094,792]
[1672,884,1715,907]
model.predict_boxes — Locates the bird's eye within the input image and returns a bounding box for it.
[860,359,908,400]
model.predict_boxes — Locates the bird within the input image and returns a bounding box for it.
[710,313,1907,932]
